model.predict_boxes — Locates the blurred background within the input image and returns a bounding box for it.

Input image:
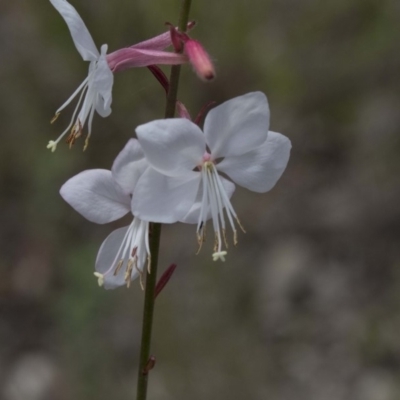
[1,0,400,399]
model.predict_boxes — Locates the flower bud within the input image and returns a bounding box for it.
[184,39,215,81]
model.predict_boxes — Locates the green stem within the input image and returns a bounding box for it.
[135,2,192,400]
[165,0,192,119]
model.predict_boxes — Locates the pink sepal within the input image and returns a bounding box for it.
[147,65,169,95]
[176,101,192,120]
[194,101,216,126]
[154,263,177,299]
[107,48,187,73]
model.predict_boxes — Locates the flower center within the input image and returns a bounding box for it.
[95,218,150,289]
[197,161,245,261]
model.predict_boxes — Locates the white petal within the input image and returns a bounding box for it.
[180,175,236,223]
[217,131,291,193]
[50,0,99,61]
[204,92,270,158]
[136,119,206,177]
[131,168,201,223]
[95,226,138,290]
[111,139,148,195]
[94,45,113,117]
[60,169,130,224]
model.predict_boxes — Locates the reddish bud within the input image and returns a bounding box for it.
[155,263,177,299]
[176,101,192,120]
[184,39,215,81]
[166,22,183,52]
[187,21,197,31]
[147,65,169,95]
[142,356,156,375]
[194,101,216,126]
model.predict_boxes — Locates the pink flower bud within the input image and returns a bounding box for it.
[184,39,215,81]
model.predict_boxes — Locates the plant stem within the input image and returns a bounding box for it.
[164,0,192,119]
[135,2,192,399]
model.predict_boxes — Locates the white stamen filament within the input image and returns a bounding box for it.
[197,162,243,261]
[48,64,98,150]
[95,219,150,288]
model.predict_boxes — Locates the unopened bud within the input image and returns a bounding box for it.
[184,39,215,81]
[142,356,156,375]
[176,101,192,120]
[155,263,177,299]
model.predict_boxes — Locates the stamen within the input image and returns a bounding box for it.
[125,259,135,288]
[196,161,246,261]
[196,230,204,255]
[48,66,100,151]
[113,259,124,276]
[146,254,151,274]
[235,216,246,233]
[135,263,145,291]
[66,119,83,148]
[233,230,238,246]
[222,228,228,249]
[50,113,60,124]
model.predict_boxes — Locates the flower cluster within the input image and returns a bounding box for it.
[52,0,291,290]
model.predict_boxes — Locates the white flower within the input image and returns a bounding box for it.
[48,0,113,151]
[131,92,291,261]
[60,139,150,289]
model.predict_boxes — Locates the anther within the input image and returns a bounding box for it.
[135,263,145,290]
[50,113,60,124]
[213,232,219,252]
[125,259,134,288]
[83,136,90,151]
[113,259,124,276]
[146,254,152,274]
[222,228,228,249]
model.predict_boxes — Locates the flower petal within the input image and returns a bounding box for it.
[94,45,114,117]
[50,0,99,61]
[95,226,139,290]
[106,48,187,73]
[60,169,130,224]
[131,31,172,51]
[204,92,270,158]
[131,168,201,223]
[217,131,291,193]
[112,139,148,195]
[180,175,236,224]
[136,119,206,177]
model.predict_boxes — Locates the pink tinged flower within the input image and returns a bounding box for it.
[166,22,215,81]
[183,39,215,81]
[131,92,291,261]
[48,1,187,152]
[48,0,113,152]
[60,139,151,289]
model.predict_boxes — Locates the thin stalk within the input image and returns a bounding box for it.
[135,1,193,400]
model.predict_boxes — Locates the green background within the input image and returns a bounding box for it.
[1,0,400,399]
